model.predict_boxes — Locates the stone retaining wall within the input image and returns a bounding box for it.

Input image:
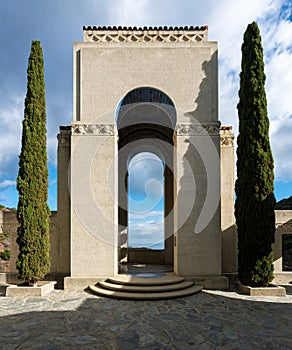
[0,210,58,274]
[273,210,292,283]
[1,209,291,281]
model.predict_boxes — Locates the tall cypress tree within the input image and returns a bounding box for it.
[16,40,50,285]
[235,22,276,287]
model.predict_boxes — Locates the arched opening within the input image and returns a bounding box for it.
[117,87,176,268]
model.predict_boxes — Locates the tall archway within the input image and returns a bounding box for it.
[117,87,176,267]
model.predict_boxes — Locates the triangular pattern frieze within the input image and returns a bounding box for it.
[85,30,208,43]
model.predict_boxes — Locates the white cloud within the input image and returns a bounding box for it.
[107,0,151,26]
[262,14,292,55]
[0,180,16,188]
[129,210,163,218]
[128,210,164,247]
[209,0,281,69]
[0,97,23,176]
[129,215,164,247]
[214,0,285,128]
[47,135,58,167]
[0,93,57,178]
[209,0,292,184]
[266,51,292,120]
[270,117,292,181]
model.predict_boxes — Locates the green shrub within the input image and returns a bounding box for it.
[1,249,10,261]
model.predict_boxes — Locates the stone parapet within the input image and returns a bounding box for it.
[83,26,208,43]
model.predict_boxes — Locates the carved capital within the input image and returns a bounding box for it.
[57,135,70,147]
[57,128,71,147]
[71,124,115,136]
[276,222,292,230]
[220,136,234,147]
[176,123,220,136]
[220,127,235,147]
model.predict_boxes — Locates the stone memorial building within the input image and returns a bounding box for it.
[2,26,291,291]
[57,25,234,289]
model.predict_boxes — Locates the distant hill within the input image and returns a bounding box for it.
[0,204,16,212]
[275,196,292,210]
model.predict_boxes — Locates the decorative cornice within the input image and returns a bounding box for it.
[83,28,208,43]
[71,124,115,136]
[176,123,220,136]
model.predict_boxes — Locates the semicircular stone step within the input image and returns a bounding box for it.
[88,284,203,300]
[99,280,194,293]
[106,274,185,286]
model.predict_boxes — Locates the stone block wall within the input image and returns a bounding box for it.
[273,210,292,284]
[0,210,18,273]
[0,210,58,274]
[1,208,291,281]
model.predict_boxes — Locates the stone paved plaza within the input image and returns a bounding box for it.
[0,288,291,349]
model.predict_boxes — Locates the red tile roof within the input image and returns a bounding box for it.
[83,26,208,31]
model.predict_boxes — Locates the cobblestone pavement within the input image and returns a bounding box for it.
[0,288,291,349]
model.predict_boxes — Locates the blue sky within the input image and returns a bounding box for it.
[128,153,164,249]
[0,0,291,248]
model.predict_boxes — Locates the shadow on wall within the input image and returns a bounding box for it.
[186,52,218,124]
[221,225,238,274]
[175,52,221,276]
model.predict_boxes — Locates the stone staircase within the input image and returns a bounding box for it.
[88,274,203,300]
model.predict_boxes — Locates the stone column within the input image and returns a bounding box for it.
[57,126,71,273]
[164,166,174,265]
[220,126,237,273]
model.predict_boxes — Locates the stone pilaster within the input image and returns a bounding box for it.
[57,126,71,273]
[174,122,222,277]
[220,126,237,273]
